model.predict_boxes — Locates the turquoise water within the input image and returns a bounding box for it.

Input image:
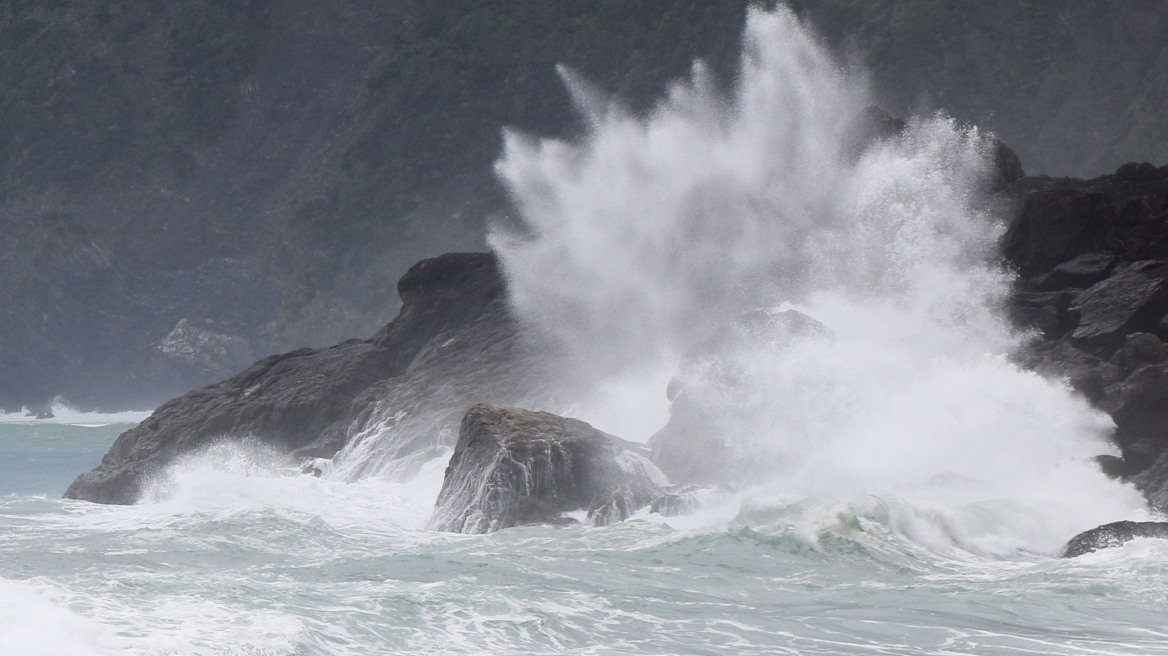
[0,422,127,496]
[3,418,1168,655]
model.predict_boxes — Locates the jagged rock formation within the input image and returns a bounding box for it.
[430,404,666,534]
[1062,520,1168,557]
[1007,162,1168,510]
[64,252,543,504]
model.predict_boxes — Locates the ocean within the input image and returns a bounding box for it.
[4,6,1167,655]
[2,410,1167,655]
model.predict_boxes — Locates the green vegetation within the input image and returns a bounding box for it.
[0,0,271,196]
[787,0,1168,176]
[287,0,753,245]
[271,0,761,344]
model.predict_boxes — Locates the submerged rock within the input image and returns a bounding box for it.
[65,252,537,504]
[430,404,665,534]
[1062,520,1168,557]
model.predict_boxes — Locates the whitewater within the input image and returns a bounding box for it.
[3,7,1167,655]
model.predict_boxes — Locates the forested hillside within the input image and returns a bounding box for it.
[1,0,1166,412]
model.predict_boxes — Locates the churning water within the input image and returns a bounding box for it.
[2,7,1165,655]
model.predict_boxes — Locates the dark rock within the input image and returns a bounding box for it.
[1102,362,1168,447]
[156,318,259,377]
[1062,520,1168,557]
[649,487,701,516]
[1030,253,1116,292]
[1130,450,1168,512]
[1014,338,1121,405]
[991,139,1025,187]
[1002,189,1115,278]
[64,252,533,504]
[1110,332,1168,375]
[1068,267,1168,352]
[1110,438,1168,478]
[1005,163,1168,513]
[843,107,1021,188]
[429,404,665,533]
[650,309,833,487]
[1095,454,1132,479]
[1007,289,1081,339]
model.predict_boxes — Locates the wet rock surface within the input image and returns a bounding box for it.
[64,252,538,504]
[1062,520,1168,557]
[1007,163,1168,511]
[430,404,665,533]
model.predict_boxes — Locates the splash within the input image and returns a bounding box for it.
[488,6,1147,546]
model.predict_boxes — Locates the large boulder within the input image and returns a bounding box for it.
[1062,520,1168,557]
[430,404,666,533]
[65,252,534,504]
[1002,189,1115,279]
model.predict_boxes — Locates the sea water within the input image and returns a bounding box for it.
[4,6,1168,655]
[3,415,1168,655]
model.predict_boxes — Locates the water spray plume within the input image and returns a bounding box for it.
[489,6,1147,547]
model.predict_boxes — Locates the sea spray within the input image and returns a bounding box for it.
[489,6,1147,552]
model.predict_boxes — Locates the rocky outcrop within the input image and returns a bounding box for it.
[156,318,260,376]
[1062,521,1168,557]
[1007,162,1168,510]
[430,404,666,534]
[64,252,539,504]
[648,309,833,487]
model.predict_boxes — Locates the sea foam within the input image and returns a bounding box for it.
[488,6,1147,553]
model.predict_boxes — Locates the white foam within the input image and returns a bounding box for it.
[0,401,150,427]
[0,578,123,656]
[136,439,449,533]
[488,5,1149,555]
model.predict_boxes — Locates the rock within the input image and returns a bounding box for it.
[1007,289,1081,339]
[843,107,1021,188]
[1068,267,1168,352]
[649,487,701,516]
[64,252,533,504]
[1130,450,1168,512]
[1102,362,1168,447]
[1062,521,1168,557]
[1107,438,1168,479]
[1030,252,1116,291]
[1095,454,1132,479]
[1002,189,1115,279]
[1003,164,1168,513]
[1110,332,1168,374]
[991,139,1025,188]
[156,317,258,376]
[429,404,666,534]
[650,309,833,487]
[1017,338,1121,404]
